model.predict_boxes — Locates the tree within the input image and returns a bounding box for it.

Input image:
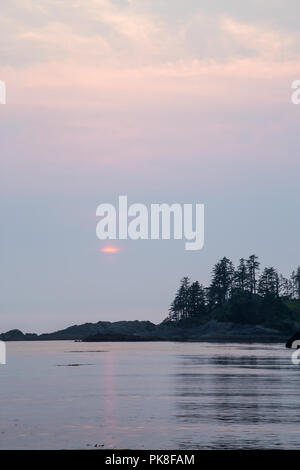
[234,258,248,292]
[258,267,279,298]
[168,277,190,321]
[209,257,234,306]
[246,255,260,294]
[291,267,300,300]
[164,256,300,329]
[187,281,206,319]
[279,274,293,299]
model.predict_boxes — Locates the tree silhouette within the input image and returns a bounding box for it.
[292,267,300,299]
[168,277,190,321]
[187,281,206,319]
[234,258,248,292]
[246,255,260,294]
[258,267,279,298]
[209,257,234,306]
[165,255,300,328]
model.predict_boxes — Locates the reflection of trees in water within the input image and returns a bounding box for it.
[171,352,288,449]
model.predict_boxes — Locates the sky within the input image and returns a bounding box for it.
[1,0,300,333]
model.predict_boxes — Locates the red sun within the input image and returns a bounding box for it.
[100,245,120,254]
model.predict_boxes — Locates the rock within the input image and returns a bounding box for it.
[0,320,286,343]
[0,330,38,341]
[286,332,300,348]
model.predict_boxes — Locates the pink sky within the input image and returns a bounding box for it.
[1,1,300,331]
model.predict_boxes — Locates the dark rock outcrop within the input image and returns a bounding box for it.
[0,329,38,341]
[0,319,286,343]
[286,332,300,348]
[38,320,158,340]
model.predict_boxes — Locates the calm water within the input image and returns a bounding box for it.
[0,341,299,449]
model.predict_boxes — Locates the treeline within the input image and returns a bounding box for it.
[165,255,300,328]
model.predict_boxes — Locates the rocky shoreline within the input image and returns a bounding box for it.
[0,319,287,343]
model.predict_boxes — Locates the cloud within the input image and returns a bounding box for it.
[0,0,167,66]
[1,0,300,69]
[1,0,300,178]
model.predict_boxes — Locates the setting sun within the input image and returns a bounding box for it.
[100,245,120,254]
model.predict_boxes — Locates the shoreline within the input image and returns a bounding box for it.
[2,336,287,344]
[0,319,289,344]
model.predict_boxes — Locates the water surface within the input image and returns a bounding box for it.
[0,341,299,449]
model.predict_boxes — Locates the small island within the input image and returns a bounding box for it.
[1,255,300,343]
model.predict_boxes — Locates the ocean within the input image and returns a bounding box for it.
[0,340,299,449]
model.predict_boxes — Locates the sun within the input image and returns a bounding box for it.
[100,245,120,254]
